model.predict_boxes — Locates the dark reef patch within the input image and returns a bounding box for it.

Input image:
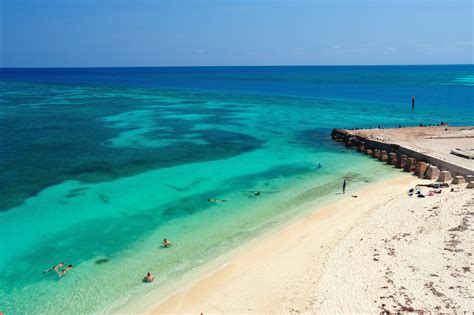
[64,192,83,199]
[299,128,337,151]
[98,193,109,204]
[95,258,109,264]
[0,82,263,211]
[69,187,90,193]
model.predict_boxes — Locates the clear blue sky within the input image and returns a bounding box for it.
[1,0,472,67]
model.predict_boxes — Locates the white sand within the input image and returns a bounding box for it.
[147,175,473,314]
[314,181,473,313]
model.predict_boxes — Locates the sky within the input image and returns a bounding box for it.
[1,0,473,67]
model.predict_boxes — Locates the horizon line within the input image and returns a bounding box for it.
[1,63,473,70]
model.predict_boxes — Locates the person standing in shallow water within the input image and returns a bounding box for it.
[342,179,347,194]
[162,238,172,248]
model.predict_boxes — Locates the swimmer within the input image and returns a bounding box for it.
[162,238,172,248]
[59,264,73,277]
[43,262,65,274]
[208,198,226,203]
[144,272,154,283]
[252,191,261,196]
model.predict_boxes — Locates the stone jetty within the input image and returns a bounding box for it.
[331,126,474,184]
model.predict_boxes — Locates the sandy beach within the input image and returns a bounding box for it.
[314,179,473,313]
[143,172,472,314]
[3,1,473,313]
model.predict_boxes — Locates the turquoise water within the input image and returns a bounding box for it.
[0,65,473,313]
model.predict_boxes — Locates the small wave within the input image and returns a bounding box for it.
[452,75,474,86]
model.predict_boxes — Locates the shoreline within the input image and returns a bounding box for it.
[144,173,419,313]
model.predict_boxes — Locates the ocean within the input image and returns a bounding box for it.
[0,65,473,313]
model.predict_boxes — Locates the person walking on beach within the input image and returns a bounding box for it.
[342,179,347,194]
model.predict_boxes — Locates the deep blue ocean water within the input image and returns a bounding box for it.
[0,65,473,313]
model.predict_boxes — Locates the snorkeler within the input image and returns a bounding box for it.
[208,198,226,203]
[251,191,261,196]
[59,264,73,277]
[43,262,65,275]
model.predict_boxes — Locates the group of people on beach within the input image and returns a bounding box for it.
[408,182,453,198]
[43,262,73,277]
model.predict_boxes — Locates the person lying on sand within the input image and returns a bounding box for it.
[208,198,226,203]
[59,264,73,277]
[144,272,154,283]
[162,238,172,248]
[43,262,65,274]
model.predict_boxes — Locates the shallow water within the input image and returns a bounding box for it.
[0,65,473,313]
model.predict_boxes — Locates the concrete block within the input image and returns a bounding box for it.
[404,157,417,172]
[396,155,407,169]
[415,161,430,178]
[365,149,373,155]
[379,150,388,161]
[373,149,381,159]
[425,165,441,180]
[467,181,474,189]
[466,175,474,183]
[452,176,466,185]
[387,152,398,165]
[437,170,452,182]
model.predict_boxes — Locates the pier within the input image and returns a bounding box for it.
[332,126,474,184]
